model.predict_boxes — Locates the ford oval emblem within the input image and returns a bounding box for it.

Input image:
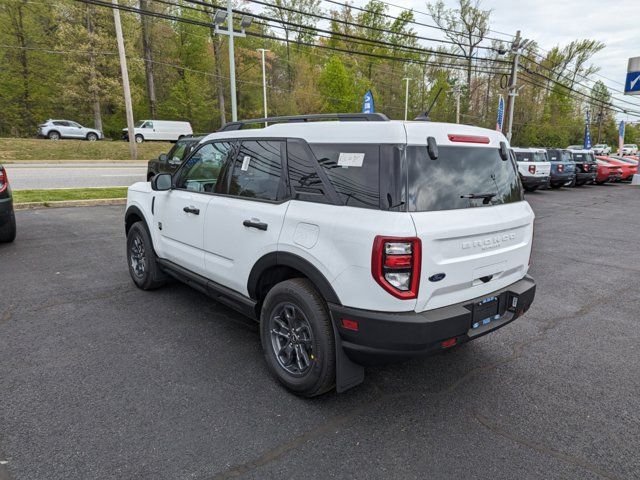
[428,273,446,282]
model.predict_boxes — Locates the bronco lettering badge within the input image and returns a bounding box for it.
[462,233,516,251]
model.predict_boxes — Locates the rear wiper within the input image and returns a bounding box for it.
[460,192,497,200]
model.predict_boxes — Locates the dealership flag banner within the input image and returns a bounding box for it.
[496,95,505,132]
[362,90,375,113]
[619,120,625,155]
[583,110,592,149]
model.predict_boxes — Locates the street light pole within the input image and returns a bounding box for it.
[226,0,237,122]
[257,49,269,123]
[403,78,410,121]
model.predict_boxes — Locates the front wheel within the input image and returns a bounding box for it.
[126,222,167,290]
[260,278,336,397]
[86,132,98,142]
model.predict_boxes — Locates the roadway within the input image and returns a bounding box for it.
[0,184,638,479]
[5,162,147,190]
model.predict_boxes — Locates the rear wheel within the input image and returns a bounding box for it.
[47,131,60,140]
[126,221,167,290]
[550,183,562,189]
[135,134,144,143]
[0,211,16,243]
[260,278,336,397]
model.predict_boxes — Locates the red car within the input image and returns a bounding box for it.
[595,158,622,184]
[598,155,637,181]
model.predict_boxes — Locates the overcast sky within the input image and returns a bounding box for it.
[348,0,640,119]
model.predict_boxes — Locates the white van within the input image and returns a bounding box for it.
[123,120,193,143]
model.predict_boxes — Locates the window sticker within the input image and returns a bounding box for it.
[241,155,251,171]
[337,152,365,167]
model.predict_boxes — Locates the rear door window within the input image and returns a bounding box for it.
[309,144,380,209]
[407,146,523,212]
[228,140,285,201]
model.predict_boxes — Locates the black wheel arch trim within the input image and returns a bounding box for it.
[247,252,341,305]
[125,205,149,234]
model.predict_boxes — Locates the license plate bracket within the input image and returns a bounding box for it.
[472,296,499,329]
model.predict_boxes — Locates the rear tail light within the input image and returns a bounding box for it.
[528,165,536,174]
[0,168,7,194]
[557,164,564,172]
[372,236,421,299]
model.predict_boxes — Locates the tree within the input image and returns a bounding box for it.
[428,0,490,96]
[318,56,355,112]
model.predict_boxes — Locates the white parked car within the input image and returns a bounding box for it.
[38,119,103,141]
[122,120,193,143]
[511,147,551,192]
[592,144,611,155]
[622,144,638,155]
[124,113,536,396]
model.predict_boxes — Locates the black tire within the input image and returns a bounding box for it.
[86,132,98,142]
[47,130,60,140]
[523,186,537,192]
[135,134,144,144]
[0,211,16,243]
[567,176,577,188]
[126,221,167,290]
[595,180,606,185]
[260,278,336,397]
[550,183,562,189]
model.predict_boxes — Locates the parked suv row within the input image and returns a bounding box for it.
[127,113,536,397]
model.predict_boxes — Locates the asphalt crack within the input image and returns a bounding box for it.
[473,411,621,480]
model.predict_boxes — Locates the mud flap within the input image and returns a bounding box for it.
[331,319,365,393]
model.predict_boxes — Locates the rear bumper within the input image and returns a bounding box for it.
[0,197,14,227]
[550,172,574,185]
[521,175,549,188]
[329,275,536,365]
[576,172,596,182]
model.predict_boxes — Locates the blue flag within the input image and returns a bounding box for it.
[619,120,625,154]
[362,90,375,113]
[583,110,592,149]
[496,95,505,132]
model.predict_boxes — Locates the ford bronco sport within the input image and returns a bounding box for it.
[124,113,536,397]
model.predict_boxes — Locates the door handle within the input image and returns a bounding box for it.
[183,206,200,215]
[243,219,268,231]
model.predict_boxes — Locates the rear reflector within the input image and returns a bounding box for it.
[447,134,490,144]
[341,319,359,331]
[441,338,457,348]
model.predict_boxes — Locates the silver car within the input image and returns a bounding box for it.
[38,119,103,141]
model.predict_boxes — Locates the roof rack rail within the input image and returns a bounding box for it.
[217,113,390,132]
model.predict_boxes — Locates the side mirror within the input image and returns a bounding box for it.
[427,136,438,160]
[159,153,167,162]
[151,173,173,191]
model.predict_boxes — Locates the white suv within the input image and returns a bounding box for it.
[511,147,551,192]
[124,113,536,397]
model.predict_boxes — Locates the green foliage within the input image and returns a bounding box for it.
[318,56,356,112]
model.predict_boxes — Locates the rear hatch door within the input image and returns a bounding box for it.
[404,134,533,313]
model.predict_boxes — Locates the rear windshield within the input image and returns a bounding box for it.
[515,151,547,162]
[407,146,523,212]
[547,150,572,162]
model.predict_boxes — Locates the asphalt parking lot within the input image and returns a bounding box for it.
[1,184,639,480]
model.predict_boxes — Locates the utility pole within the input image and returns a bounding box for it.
[403,78,410,121]
[453,84,461,124]
[257,49,269,124]
[212,3,253,123]
[506,30,530,142]
[112,0,136,160]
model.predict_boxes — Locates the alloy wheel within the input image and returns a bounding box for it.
[130,234,146,279]
[269,302,315,376]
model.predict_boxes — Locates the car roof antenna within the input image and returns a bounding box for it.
[414,87,444,121]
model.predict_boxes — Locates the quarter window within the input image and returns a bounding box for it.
[309,144,380,209]
[228,140,284,201]
[177,142,232,193]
